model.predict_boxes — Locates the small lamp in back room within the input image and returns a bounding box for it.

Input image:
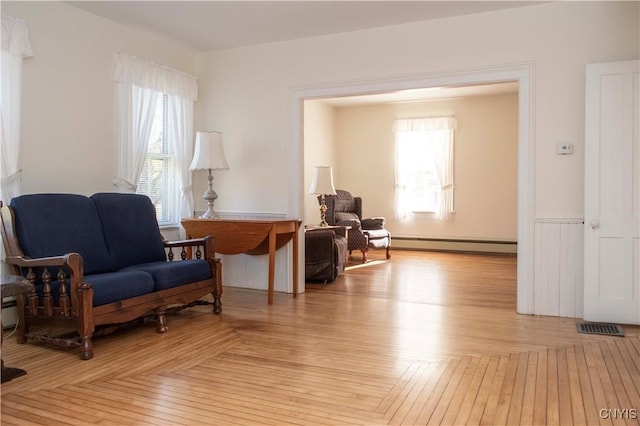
[190,131,229,218]
[308,165,337,226]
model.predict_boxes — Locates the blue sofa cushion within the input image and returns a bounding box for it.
[90,193,167,271]
[10,194,112,275]
[34,270,155,307]
[123,260,212,291]
[87,271,156,306]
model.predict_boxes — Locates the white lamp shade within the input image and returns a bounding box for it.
[308,166,337,195]
[190,131,229,171]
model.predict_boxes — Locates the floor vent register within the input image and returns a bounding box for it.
[576,322,624,337]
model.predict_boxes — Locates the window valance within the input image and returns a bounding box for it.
[1,14,33,57]
[113,53,198,101]
[393,117,457,133]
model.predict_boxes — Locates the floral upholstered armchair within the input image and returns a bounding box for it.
[322,189,391,263]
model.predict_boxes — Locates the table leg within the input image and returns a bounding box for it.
[268,225,276,305]
[292,225,299,298]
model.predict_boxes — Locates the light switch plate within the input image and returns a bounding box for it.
[556,143,573,155]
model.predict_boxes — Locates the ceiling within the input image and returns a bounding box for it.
[67,1,543,52]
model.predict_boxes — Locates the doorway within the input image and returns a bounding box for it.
[303,82,518,251]
[290,63,535,314]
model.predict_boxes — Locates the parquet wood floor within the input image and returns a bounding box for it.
[1,250,639,425]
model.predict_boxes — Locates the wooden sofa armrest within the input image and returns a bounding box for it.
[163,237,208,247]
[6,253,77,268]
[163,235,219,263]
[4,252,88,318]
[162,235,222,312]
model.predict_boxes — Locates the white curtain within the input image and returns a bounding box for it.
[393,117,457,220]
[167,95,194,227]
[113,53,196,220]
[1,14,32,203]
[393,132,415,220]
[113,53,198,101]
[114,84,159,192]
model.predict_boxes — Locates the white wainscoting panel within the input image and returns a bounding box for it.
[534,219,584,318]
[219,248,291,293]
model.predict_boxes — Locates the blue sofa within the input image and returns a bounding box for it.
[1,193,222,360]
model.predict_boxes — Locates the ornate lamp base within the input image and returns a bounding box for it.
[319,194,328,226]
[200,168,219,219]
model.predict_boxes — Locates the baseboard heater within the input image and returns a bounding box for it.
[391,236,517,254]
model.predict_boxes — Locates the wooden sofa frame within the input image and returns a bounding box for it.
[1,202,222,360]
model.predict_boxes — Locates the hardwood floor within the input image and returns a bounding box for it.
[2,250,639,425]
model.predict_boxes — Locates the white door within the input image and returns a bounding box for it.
[584,60,640,325]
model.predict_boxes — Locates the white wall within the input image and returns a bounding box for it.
[2,1,197,197]
[303,101,338,226]
[9,1,635,220]
[327,93,518,242]
[194,1,638,306]
[195,1,638,219]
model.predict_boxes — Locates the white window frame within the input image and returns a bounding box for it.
[393,117,457,221]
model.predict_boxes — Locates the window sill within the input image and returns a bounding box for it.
[159,223,179,230]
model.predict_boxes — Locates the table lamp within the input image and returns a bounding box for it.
[190,131,229,218]
[308,165,337,226]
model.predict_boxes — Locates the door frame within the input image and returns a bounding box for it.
[288,63,535,314]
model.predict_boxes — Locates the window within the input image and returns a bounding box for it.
[394,117,457,220]
[114,53,197,229]
[136,93,178,225]
[395,131,442,213]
